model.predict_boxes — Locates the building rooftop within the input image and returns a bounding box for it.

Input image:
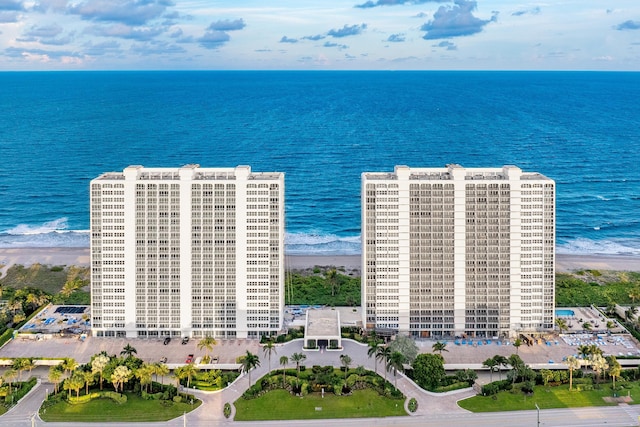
[305,308,341,338]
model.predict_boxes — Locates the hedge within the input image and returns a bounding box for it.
[432,382,470,393]
[0,329,14,348]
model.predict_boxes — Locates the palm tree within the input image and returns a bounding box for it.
[555,318,568,334]
[513,338,522,355]
[367,337,382,374]
[606,320,616,331]
[91,354,110,390]
[81,370,94,395]
[153,362,170,387]
[387,351,405,388]
[577,344,591,361]
[630,288,640,304]
[582,321,592,332]
[241,351,261,387]
[48,366,63,395]
[608,356,621,389]
[279,355,289,387]
[432,341,449,355]
[625,306,638,322]
[483,356,498,383]
[339,354,352,379]
[110,365,132,393]
[290,352,306,380]
[326,268,339,296]
[262,340,277,373]
[198,335,217,364]
[13,358,32,381]
[606,300,617,317]
[376,345,392,382]
[120,343,138,359]
[507,354,524,385]
[3,369,17,394]
[566,355,581,391]
[590,354,609,386]
[66,372,85,398]
[61,357,78,377]
[494,355,508,381]
[135,364,154,393]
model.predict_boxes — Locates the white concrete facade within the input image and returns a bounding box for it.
[90,165,285,339]
[362,165,555,339]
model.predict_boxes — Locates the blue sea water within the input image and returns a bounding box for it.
[0,71,639,256]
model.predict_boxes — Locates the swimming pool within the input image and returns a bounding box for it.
[556,309,575,317]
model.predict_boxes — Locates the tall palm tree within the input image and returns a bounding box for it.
[91,354,110,390]
[507,354,524,385]
[153,362,170,387]
[608,356,621,389]
[110,365,132,393]
[590,354,609,385]
[494,355,508,381]
[3,369,17,394]
[367,337,382,374]
[432,341,449,355]
[48,366,63,395]
[387,351,405,388]
[61,357,78,377]
[290,352,306,380]
[513,338,522,355]
[262,340,277,373]
[483,356,498,383]
[625,306,638,322]
[241,351,261,387]
[197,335,217,363]
[135,364,154,393]
[81,370,94,395]
[339,354,352,379]
[376,346,392,382]
[120,343,138,359]
[279,355,289,387]
[566,355,581,391]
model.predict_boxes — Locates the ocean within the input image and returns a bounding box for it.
[0,71,639,256]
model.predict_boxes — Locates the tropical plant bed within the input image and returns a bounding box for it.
[234,389,407,421]
[40,391,201,422]
[458,383,640,413]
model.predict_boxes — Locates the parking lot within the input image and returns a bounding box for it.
[0,335,261,366]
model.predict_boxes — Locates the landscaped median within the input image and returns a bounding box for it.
[233,365,407,421]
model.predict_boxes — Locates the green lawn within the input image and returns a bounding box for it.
[459,383,640,412]
[234,389,406,421]
[40,392,201,422]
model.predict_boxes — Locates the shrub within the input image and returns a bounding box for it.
[0,329,15,348]
[408,397,418,413]
[223,402,231,418]
[102,391,127,404]
[242,382,264,400]
[433,382,470,393]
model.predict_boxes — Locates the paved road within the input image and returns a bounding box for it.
[3,339,640,426]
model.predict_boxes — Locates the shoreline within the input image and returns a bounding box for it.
[1,248,639,276]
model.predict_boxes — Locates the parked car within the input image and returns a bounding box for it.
[163,337,171,345]
[185,354,194,363]
[181,337,189,345]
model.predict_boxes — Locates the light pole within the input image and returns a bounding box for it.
[535,403,540,427]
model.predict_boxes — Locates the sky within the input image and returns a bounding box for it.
[0,0,639,70]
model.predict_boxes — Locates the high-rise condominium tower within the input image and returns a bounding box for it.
[90,165,285,339]
[362,165,555,339]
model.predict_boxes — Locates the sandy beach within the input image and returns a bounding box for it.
[1,248,639,277]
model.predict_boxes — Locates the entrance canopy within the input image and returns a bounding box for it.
[304,308,342,350]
